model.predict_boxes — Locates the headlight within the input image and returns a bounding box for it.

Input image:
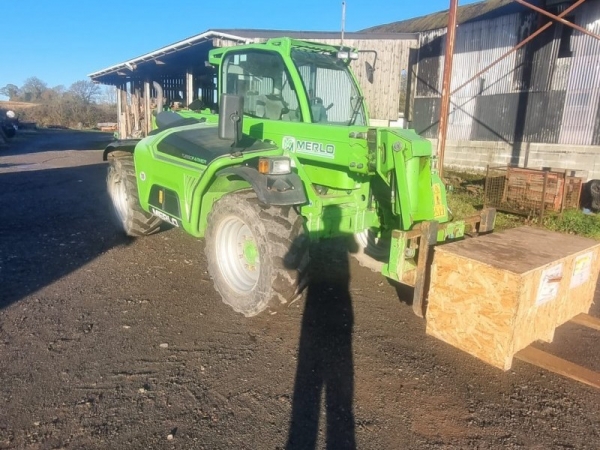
[258,157,291,175]
[336,51,359,60]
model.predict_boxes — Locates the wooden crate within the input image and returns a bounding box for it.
[485,166,584,216]
[426,227,600,370]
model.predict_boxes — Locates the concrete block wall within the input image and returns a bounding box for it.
[430,140,600,181]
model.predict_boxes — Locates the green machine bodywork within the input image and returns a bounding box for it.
[113,37,493,316]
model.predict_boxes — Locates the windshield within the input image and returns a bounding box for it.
[291,49,366,126]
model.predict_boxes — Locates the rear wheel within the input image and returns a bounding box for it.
[106,155,161,237]
[205,191,309,317]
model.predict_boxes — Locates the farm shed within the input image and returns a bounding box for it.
[367,0,600,180]
[88,29,418,139]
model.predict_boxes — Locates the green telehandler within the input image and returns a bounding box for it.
[104,37,494,318]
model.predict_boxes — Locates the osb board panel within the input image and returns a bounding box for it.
[437,226,598,274]
[511,248,600,353]
[426,252,522,370]
[426,227,600,370]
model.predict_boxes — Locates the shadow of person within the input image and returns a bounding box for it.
[286,237,356,449]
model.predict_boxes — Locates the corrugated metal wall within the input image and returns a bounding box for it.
[559,0,600,145]
[413,1,600,147]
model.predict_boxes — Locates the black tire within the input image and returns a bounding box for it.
[588,179,600,206]
[2,125,15,139]
[205,191,309,317]
[106,155,162,237]
[349,229,390,272]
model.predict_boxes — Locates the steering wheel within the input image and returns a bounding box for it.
[313,97,334,111]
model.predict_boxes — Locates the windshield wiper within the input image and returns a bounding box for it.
[348,95,364,126]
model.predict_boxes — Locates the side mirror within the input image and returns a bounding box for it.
[359,50,378,84]
[218,94,244,146]
[365,61,375,84]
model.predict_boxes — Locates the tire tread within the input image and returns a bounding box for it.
[205,190,308,317]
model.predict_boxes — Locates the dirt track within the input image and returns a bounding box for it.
[0,130,599,449]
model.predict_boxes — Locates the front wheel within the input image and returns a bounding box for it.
[349,229,390,272]
[205,191,309,317]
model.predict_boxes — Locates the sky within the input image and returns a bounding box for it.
[0,0,481,99]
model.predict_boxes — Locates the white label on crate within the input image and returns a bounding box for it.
[570,252,593,289]
[536,263,563,306]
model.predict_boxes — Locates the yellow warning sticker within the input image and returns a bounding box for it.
[433,184,445,218]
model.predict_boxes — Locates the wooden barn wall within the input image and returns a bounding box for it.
[412,2,600,146]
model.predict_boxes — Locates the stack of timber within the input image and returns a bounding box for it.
[426,226,600,371]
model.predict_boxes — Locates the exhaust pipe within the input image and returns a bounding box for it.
[152,81,164,113]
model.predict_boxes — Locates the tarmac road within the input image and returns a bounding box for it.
[0,129,599,449]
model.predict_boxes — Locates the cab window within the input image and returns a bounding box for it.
[223,51,302,122]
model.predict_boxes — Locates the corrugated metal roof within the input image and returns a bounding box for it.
[363,0,532,33]
[88,30,249,79]
[211,28,418,40]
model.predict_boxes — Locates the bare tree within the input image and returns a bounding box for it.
[52,85,67,96]
[40,85,65,103]
[98,85,117,105]
[4,77,115,128]
[0,84,20,101]
[21,77,48,102]
[69,80,101,104]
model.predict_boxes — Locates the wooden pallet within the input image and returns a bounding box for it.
[515,314,600,389]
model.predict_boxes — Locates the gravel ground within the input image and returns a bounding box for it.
[0,129,599,449]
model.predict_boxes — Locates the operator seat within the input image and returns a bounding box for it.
[256,89,289,120]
